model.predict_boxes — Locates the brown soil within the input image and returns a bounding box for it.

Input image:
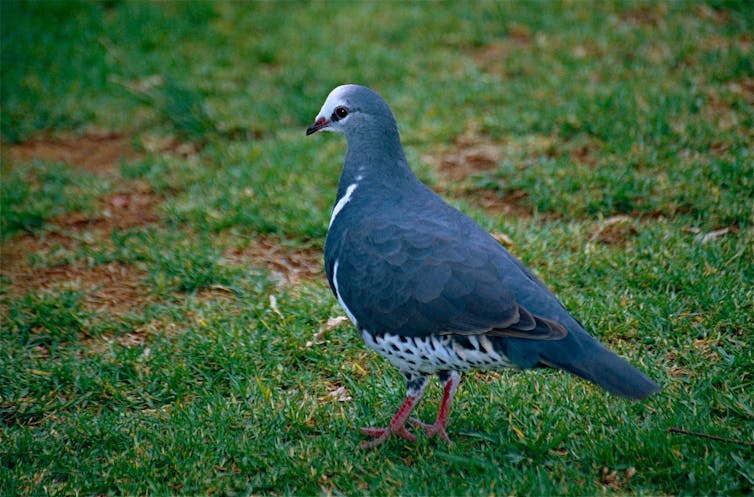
[60,180,161,231]
[1,131,162,310]
[1,231,75,272]
[3,131,160,231]
[620,5,668,26]
[472,23,532,73]
[2,132,160,325]
[464,187,533,218]
[139,134,202,158]
[473,41,511,73]
[0,229,151,316]
[426,130,534,217]
[434,132,502,181]
[224,236,324,285]
[569,142,599,166]
[588,215,638,246]
[3,257,150,315]
[5,132,139,174]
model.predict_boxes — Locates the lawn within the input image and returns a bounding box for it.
[1,1,753,495]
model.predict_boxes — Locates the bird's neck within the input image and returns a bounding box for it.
[339,127,416,194]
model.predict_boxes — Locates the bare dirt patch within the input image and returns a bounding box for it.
[620,4,668,26]
[1,231,76,272]
[1,190,160,330]
[1,231,159,361]
[1,232,151,317]
[430,131,503,181]
[140,134,203,158]
[473,41,511,73]
[425,130,534,217]
[568,142,600,166]
[473,40,532,75]
[9,130,167,228]
[1,131,164,324]
[4,131,162,235]
[588,215,638,246]
[2,129,325,342]
[0,174,161,299]
[6,132,140,174]
[57,179,161,231]
[63,262,151,316]
[78,262,150,315]
[463,187,533,218]
[473,24,532,73]
[224,235,324,285]
[3,131,202,234]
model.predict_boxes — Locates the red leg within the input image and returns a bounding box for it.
[360,375,428,449]
[410,371,460,444]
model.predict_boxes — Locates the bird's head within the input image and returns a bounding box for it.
[306,84,397,138]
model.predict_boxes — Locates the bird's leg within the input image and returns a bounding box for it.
[410,370,461,443]
[360,374,428,449]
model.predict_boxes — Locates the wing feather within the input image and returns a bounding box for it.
[330,213,568,341]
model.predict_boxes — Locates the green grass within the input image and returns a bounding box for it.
[1,1,753,495]
[0,161,108,237]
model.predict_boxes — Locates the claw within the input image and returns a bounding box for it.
[359,425,417,448]
[409,417,452,443]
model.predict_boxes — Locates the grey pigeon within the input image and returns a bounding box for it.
[307,84,659,448]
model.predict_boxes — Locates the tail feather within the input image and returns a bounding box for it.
[504,326,660,400]
[543,343,660,400]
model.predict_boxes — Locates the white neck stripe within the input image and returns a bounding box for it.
[329,183,358,229]
[333,260,359,327]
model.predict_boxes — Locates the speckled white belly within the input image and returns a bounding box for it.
[360,329,515,375]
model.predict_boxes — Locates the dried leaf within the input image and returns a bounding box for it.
[326,386,352,402]
[491,231,515,247]
[696,227,732,244]
[625,467,637,481]
[601,467,619,485]
[306,315,349,347]
[324,316,349,331]
[269,295,283,318]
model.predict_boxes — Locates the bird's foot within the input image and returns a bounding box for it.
[409,417,452,444]
[359,425,417,449]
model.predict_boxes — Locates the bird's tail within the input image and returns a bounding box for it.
[501,321,660,399]
[539,330,660,400]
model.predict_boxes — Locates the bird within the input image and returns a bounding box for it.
[306,84,659,448]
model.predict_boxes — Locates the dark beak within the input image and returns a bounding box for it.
[306,116,328,135]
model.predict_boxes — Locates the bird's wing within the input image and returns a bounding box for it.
[331,213,566,340]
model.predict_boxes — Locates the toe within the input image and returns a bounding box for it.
[392,426,417,442]
[360,427,388,437]
[359,425,417,448]
[408,418,452,443]
[409,417,429,428]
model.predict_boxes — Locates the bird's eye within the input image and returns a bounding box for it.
[334,106,349,119]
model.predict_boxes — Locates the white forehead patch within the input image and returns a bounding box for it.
[315,84,355,121]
